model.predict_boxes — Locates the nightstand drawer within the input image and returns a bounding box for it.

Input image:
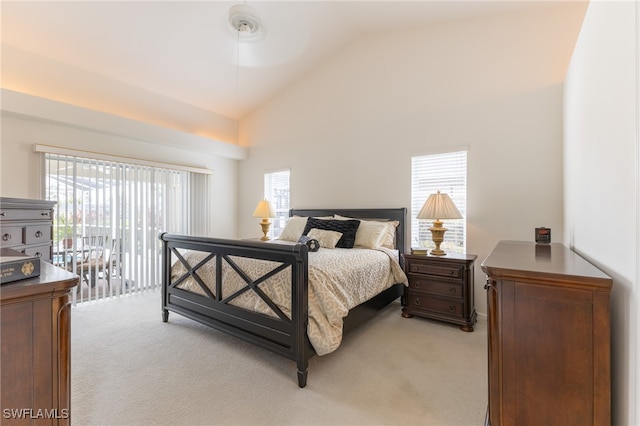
[406,259,462,278]
[408,274,463,299]
[406,293,464,318]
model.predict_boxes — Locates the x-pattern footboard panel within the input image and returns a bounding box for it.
[169,248,292,322]
[160,233,312,386]
[220,254,291,322]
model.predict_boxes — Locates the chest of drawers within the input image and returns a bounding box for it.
[481,241,612,425]
[402,253,477,331]
[1,197,56,262]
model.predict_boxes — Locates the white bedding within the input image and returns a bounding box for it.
[171,246,408,355]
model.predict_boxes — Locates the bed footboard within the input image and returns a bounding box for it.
[159,233,312,387]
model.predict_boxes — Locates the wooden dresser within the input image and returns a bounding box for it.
[1,262,78,425]
[481,241,612,426]
[0,197,55,263]
[402,253,477,331]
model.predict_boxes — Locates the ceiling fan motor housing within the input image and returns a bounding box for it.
[228,4,266,42]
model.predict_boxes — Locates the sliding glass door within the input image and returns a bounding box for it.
[44,153,198,303]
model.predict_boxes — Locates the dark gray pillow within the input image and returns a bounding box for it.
[302,218,360,248]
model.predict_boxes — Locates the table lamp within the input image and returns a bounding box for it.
[252,200,276,241]
[417,190,463,256]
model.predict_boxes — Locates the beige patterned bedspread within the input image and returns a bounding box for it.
[171,246,408,355]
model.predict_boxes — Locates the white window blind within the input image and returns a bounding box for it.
[411,150,467,254]
[264,170,290,239]
[44,153,196,303]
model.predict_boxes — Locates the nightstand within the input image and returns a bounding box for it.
[402,252,477,331]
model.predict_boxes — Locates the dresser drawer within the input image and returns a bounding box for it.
[23,244,52,262]
[406,293,464,318]
[0,208,52,221]
[408,274,463,299]
[0,209,52,221]
[0,226,23,248]
[406,259,462,278]
[24,225,51,245]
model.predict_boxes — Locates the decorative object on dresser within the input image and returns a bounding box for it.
[416,190,463,256]
[252,199,277,241]
[402,252,477,331]
[535,226,551,244]
[1,261,79,425]
[0,197,56,263]
[481,240,612,426]
[0,247,41,284]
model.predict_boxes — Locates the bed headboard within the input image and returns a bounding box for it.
[288,208,407,253]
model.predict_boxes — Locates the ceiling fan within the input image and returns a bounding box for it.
[226,2,310,69]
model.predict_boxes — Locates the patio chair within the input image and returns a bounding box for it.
[74,236,112,287]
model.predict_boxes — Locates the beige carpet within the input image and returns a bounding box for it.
[71,291,487,426]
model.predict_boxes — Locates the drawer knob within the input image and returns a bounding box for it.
[415,281,421,289]
[449,304,456,312]
[414,298,421,306]
[41,212,50,216]
[35,252,42,258]
[35,230,43,238]
[449,286,457,294]
[2,233,11,241]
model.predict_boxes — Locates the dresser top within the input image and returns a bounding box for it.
[0,197,56,210]
[481,240,611,288]
[0,262,78,301]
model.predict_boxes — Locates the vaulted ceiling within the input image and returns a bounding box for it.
[2,0,577,126]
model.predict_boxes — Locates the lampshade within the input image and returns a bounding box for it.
[253,200,276,218]
[417,191,463,220]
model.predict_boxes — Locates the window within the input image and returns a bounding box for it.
[264,170,290,239]
[44,152,207,303]
[411,150,467,254]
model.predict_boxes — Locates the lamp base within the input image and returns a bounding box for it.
[259,219,271,241]
[429,220,448,256]
[430,247,446,256]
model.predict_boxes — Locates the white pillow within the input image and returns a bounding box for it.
[307,228,343,249]
[278,216,308,242]
[334,215,398,249]
[379,220,399,249]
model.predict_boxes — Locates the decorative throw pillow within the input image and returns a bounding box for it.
[278,216,308,242]
[298,235,320,252]
[334,215,398,249]
[302,218,360,248]
[307,229,342,249]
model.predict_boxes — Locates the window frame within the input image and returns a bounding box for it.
[411,150,467,254]
[263,169,290,239]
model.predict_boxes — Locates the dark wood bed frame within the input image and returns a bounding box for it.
[160,208,406,387]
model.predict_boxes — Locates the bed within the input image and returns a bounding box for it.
[160,208,407,387]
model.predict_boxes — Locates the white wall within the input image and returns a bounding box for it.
[564,1,639,424]
[0,93,242,240]
[239,4,587,316]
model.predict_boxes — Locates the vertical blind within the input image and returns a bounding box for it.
[264,170,290,239]
[411,150,467,253]
[44,153,196,303]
